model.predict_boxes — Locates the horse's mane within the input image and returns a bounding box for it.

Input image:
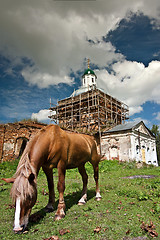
[11,134,38,203]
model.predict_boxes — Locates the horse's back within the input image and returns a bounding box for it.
[65,131,100,167]
[30,125,100,169]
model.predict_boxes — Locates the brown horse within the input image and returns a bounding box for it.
[2,125,101,233]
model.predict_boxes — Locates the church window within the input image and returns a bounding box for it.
[92,78,94,83]
[76,115,80,122]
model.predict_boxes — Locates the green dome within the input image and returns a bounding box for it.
[82,68,96,77]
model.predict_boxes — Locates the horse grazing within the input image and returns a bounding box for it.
[2,125,101,233]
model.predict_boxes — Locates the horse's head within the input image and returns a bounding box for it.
[3,171,37,233]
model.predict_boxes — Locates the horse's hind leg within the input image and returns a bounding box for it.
[55,161,66,220]
[78,164,88,205]
[42,166,55,212]
[92,162,101,201]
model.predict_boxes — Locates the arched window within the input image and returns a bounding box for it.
[14,137,29,158]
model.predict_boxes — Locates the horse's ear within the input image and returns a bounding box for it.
[2,177,15,183]
[28,173,35,183]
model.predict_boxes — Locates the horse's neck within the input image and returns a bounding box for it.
[15,152,38,179]
[19,136,41,177]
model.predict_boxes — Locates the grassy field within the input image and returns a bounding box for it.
[0,159,160,240]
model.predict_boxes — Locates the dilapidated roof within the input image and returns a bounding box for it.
[106,121,140,133]
[104,121,155,138]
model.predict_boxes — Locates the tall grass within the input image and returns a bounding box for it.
[0,159,160,239]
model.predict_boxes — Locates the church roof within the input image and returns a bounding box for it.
[82,68,97,77]
[106,121,140,132]
[103,121,155,138]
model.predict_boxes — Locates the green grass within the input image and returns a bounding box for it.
[0,160,160,239]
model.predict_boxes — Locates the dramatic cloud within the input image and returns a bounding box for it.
[1,0,160,85]
[131,117,151,127]
[96,60,160,115]
[0,0,160,118]
[129,106,143,116]
[21,67,74,88]
[155,112,160,121]
[31,109,51,122]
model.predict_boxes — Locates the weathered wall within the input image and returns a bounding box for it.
[101,131,158,166]
[130,132,158,166]
[0,122,46,163]
[101,134,131,162]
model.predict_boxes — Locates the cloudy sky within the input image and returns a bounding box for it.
[0,0,160,129]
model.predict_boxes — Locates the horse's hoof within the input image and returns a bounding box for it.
[78,201,86,206]
[96,197,101,201]
[13,227,23,234]
[45,203,54,212]
[55,214,65,221]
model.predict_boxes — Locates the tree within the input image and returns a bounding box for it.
[151,124,160,165]
[151,124,159,137]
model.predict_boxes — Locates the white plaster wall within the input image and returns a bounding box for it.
[102,132,158,166]
[130,134,136,160]
[150,140,158,166]
[102,134,131,161]
[134,135,158,166]
[101,137,110,159]
[145,141,149,164]
[118,135,130,161]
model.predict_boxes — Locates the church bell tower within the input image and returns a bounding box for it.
[82,59,97,87]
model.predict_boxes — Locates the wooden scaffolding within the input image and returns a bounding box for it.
[49,86,129,135]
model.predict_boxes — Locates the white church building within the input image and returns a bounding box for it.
[101,121,158,166]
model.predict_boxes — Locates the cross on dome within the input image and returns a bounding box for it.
[87,58,90,69]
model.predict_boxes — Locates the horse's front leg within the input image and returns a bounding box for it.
[55,161,66,220]
[42,166,55,212]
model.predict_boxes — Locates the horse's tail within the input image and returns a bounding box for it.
[2,177,15,183]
